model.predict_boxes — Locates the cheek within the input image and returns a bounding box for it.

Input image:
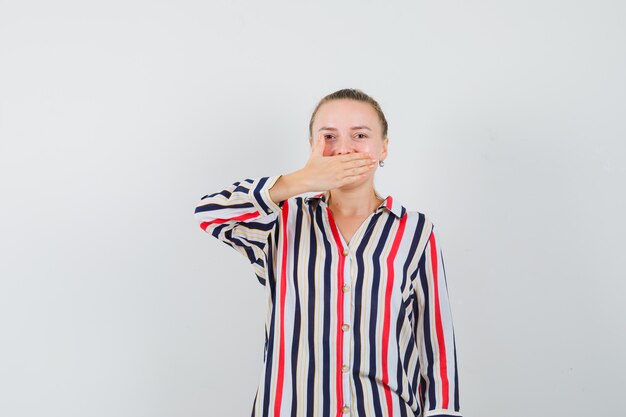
[355,143,374,156]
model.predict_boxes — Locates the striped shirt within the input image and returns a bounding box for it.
[194,175,462,417]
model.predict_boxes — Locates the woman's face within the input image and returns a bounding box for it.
[310,99,388,164]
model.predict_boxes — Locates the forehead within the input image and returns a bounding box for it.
[314,99,379,128]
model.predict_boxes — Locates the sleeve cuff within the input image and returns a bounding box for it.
[248,175,283,216]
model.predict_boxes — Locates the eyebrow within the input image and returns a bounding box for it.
[318,126,372,132]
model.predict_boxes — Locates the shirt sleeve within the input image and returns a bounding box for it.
[193,175,283,286]
[414,223,462,417]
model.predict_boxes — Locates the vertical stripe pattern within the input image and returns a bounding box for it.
[194,176,462,417]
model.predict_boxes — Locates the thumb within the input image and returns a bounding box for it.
[311,133,325,157]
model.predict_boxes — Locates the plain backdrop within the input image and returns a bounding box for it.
[1,1,625,416]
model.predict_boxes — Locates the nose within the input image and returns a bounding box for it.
[334,137,354,155]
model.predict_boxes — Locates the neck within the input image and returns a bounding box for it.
[326,180,384,216]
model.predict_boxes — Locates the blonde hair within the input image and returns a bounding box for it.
[308,88,388,140]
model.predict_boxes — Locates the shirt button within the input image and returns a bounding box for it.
[342,364,349,373]
[342,405,350,413]
[342,284,350,293]
[342,248,349,256]
[342,324,350,331]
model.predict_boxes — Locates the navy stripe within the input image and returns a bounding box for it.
[316,210,332,417]
[252,176,271,214]
[305,203,318,417]
[366,214,396,417]
[352,213,382,416]
[418,251,437,408]
[261,227,278,417]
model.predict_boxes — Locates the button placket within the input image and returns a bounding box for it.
[341,248,353,413]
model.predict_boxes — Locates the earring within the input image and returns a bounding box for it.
[379,160,385,167]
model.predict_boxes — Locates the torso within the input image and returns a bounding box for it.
[331,213,372,245]
[327,194,385,245]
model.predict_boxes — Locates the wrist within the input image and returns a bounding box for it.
[283,169,311,196]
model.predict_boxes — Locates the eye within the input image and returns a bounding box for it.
[324,134,335,140]
[355,133,368,139]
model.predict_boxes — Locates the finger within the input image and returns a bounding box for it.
[340,171,371,186]
[345,152,374,162]
[352,162,377,174]
[351,157,377,168]
[339,163,376,182]
[343,154,376,167]
[309,134,319,154]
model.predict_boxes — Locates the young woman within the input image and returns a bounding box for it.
[194,89,462,417]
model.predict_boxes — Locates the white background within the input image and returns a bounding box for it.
[1,1,625,416]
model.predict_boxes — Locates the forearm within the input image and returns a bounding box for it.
[268,169,312,204]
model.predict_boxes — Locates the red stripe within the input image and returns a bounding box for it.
[325,207,345,417]
[273,201,290,416]
[199,211,260,230]
[381,213,407,417]
[429,231,449,408]
[385,196,393,211]
[417,380,423,410]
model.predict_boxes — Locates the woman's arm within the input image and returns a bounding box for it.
[267,169,311,204]
[193,175,284,286]
[414,223,462,416]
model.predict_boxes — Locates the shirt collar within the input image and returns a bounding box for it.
[304,191,405,219]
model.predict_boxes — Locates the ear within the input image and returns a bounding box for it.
[381,136,389,160]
